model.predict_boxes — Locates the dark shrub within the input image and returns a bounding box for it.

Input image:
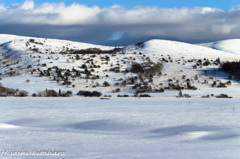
[216,94,232,98]
[45,89,58,97]
[117,94,129,97]
[217,82,227,88]
[77,91,92,97]
[77,90,102,97]
[203,59,211,66]
[32,93,37,97]
[92,91,102,97]
[103,81,110,87]
[61,91,73,97]
[139,94,151,97]
[63,81,72,86]
[0,85,17,96]
[131,62,144,73]
[222,61,240,80]
[76,55,80,60]
[112,88,121,93]
[17,90,28,97]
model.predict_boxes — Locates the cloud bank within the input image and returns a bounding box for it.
[1,0,240,45]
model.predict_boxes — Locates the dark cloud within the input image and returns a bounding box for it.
[1,0,240,46]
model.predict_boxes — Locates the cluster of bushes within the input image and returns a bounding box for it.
[133,83,153,94]
[138,94,151,97]
[193,58,221,69]
[77,90,102,97]
[215,94,232,98]
[117,94,129,97]
[70,47,121,54]
[222,61,240,80]
[131,62,163,76]
[166,81,197,91]
[34,89,72,97]
[5,70,20,77]
[0,84,28,97]
[177,91,191,98]
[128,61,163,93]
[117,94,151,97]
[211,81,229,88]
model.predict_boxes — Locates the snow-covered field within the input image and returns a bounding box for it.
[0,98,240,159]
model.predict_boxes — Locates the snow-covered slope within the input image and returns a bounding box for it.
[0,34,115,52]
[199,39,240,56]
[136,39,240,61]
[0,34,27,44]
[1,35,240,98]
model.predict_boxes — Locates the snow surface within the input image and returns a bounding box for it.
[0,98,240,159]
[0,34,27,45]
[0,34,115,51]
[199,39,240,56]
[140,39,240,61]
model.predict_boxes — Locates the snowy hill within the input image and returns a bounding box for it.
[133,39,240,61]
[0,34,27,44]
[199,39,240,56]
[0,34,240,98]
[0,34,115,52]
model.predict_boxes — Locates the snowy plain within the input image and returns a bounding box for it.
[0,98,240,159]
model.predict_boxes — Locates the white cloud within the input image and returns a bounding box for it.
[211,24,236,34]
[21,0,34,10]
[0,1,226,26]
[1,0,240,45]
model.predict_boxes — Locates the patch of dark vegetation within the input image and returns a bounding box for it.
[130,62,163,76]
[5,70,20,77]
[70,47,122,54]
[215,94,232,98]
[129,61,163,93]
[131,62,144,73]
[211,80,228,88]
[0,84,28,97]
[117,94,129,97]
[37,89,72,97]
[139,94,151,97]
[17,90,28,97]
[193,58,221,69]
[177,91,191,98]
[133,83,152,94]
[221,61,240,80]
[202,94,210,98]
[100,97,110,100]
[77,90,102,97]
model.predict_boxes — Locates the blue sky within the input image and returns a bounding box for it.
[1,0,240,11]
